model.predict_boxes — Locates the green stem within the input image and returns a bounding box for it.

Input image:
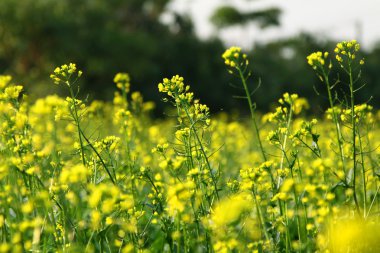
[366,185,380,219]
[291,177,305,247]
[251,190,271,248]
[283,201,291,253]
[181,102,220,201]
[78,128,116,185]
[280,104,293,171]
[321,68,346,175]
[68,87,86,166]
[237,67,267,162]
[277,103,293,190]
[348,63,361,216]
[358,129,367,217]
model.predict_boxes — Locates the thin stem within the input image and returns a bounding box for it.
[79,128,116,185]
[348,62,361,216]
[283,201,291,253]
[358,130,367,217]
[237,67,267,162]
[251,189,271,247]
[66,85,116,185]
[68,87,86,166]
[277,103,293,190]
[181,102,220,201]
[291,175,305,247]
[321,68,346,175]
[366,185,380,219]
[280,105,293,171]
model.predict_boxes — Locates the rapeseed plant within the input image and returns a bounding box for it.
[0,40,379,252]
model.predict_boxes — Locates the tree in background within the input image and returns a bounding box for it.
[0,0,282,113]
[0,1,220,100]
[0,0,173,97]
[210,3,281,29]
[0,0,378,114]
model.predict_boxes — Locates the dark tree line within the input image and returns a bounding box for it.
[0,0,378,115]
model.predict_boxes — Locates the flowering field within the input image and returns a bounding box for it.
[1,40,380,252]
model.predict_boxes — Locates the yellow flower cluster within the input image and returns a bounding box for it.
[339,103,373,123]
[222,46,248,68]
[264,93,308,124]
[306,51,329,69]
[93,135,120,152]
[0,85,23,100]
[114,72,131,92]
[59,163,89,184]
[167,181,195,217]
[50,63,82,85]
[334,39,362,63]
[0,75,12,89]
[158,75,211,129]
[210,193,252,228]
[158,75,190,101]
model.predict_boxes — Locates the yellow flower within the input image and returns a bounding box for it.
[59,164,89,184]
[114,73,131,93]
[306,51,328,69]
[334,40,363,65]
[158,75,189,100]
[222,46,248,68]
[3,85,23,99]
[0,75,12,89]
[324,218,380,252]
[211,193,252,227]
[91,210,102,230]
[21,201,34,214]
[50,63,81,86]
[280,178,294,193]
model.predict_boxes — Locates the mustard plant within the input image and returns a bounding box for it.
[0,40,379,252]
[308,40,369,217]
[222,47,267,162]
[50,64,115,185]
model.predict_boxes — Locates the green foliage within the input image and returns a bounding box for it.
[211,5,281,28]
[1,0,380,116]
[211,6,244,28]
[0,0,243,115]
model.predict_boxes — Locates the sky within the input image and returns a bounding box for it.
[167,0,380,50]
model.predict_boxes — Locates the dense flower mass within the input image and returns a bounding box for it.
[0,40,379,252]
